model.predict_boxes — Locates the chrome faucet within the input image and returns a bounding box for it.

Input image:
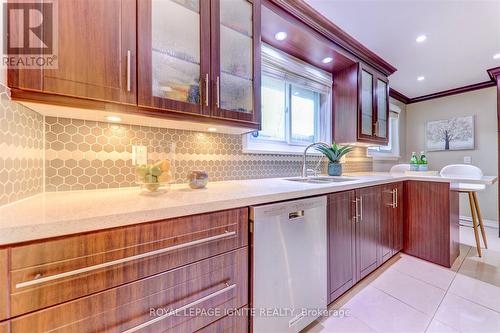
[302,142,330,179]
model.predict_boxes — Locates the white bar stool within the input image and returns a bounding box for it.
[390,164,411,174]
[440,164,487,256]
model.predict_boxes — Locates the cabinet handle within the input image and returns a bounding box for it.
[126,50,131,92]
[353,198,360,223]
[395,188,398,208]
[359,197,363,221]
[121,283,236,333]
[15,231,236,289]
[204,73,209,106]
[216,76,220,108]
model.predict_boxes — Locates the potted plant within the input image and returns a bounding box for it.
[315,143,353,176]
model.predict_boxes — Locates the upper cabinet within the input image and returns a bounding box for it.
[137,0,210,116]
[333,63,389,145]
[7,0,261,130]
[8,0,137,105]
[137,0,260,125]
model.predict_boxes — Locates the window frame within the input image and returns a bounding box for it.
[368,112,400,160]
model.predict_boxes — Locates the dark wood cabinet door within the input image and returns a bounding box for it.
[327,191,356,303]
[379,182,403,263]
[210,0,260,124]
[393,182,404,254]
[404,181,459,268]
[374,75,389,141]
[138,0,210,115]
[355,186,381,280]
[8,0,137,104]
[0,249,8,321]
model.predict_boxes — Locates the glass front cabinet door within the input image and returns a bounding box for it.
[138,0,260,126]
[357,64,389,144]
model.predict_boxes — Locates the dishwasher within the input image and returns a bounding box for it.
[250,196,327,333]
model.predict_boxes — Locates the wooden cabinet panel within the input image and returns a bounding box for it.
[327,191,356,303]
[0,321,9,333]
[355,186,381,280]
[380,182,403,263]
[11,248,248,333]
[404,181,459,267]
[10,208,248,317]
[0,249,8,321]
[8,0,137,104]
[196,310,248,333]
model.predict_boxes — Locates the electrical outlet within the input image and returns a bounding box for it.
[132,146,148,165]
[464,156,472,164]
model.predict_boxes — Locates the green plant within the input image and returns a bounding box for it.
[315,143,353,164]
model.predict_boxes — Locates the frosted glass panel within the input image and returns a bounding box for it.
[220,0,253,113]
[376,79,387,138]
[361,70,373,136]
[220,72,253,113]
[151,0,200,103]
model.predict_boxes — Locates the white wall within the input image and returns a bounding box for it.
[406,87,498,221]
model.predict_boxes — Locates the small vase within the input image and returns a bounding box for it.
[328,162,342,176]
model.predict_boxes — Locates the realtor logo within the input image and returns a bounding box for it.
[2,0,58,68]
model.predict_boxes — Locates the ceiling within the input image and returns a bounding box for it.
[305,0,500,98]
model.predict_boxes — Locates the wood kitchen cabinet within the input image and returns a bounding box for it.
[333,63,389,145]
[8,0,137,105]
[354,186,382,280]
[404,181,460,267]
[327,191,356,303]
[380,182,403,264]
[138,0,260,126]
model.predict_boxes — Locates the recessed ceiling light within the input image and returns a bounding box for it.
[417,76,425,81]
[493,53,500,60]
[416,35,427,43]
[106,115,122,122]
[274,31,287,41]
[207,127,217,132]
[322,57,333,64]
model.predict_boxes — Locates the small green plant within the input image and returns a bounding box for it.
[315,143,353,164]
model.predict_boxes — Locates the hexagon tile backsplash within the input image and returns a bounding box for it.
[0,85,44,205]
[44,117,373,192]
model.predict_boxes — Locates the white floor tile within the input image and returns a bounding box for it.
[345,286,431,333]
[390,254,456,290]
[425,319,460,333]
[320,316,376,333]
[449,273,500,313]
[371,268,446,315]
[459,248,500,287]
[435,293,500,333]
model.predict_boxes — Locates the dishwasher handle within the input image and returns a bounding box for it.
[289,210,305,220]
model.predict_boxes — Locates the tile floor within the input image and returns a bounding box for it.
[306,226,500,333]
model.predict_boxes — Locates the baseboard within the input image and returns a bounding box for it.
[459,215,498,229]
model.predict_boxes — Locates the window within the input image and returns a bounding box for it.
[243,45,332,154]
[368,105,400,159]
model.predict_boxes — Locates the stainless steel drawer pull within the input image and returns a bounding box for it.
[289,210,304,220]
[15,231,236,289]
[126,50,131,92]
[121,283,237,333]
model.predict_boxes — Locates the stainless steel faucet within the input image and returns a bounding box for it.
[302,142,330,179]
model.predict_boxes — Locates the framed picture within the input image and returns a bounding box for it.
[425,115,474,151]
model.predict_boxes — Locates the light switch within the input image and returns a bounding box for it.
[464,156,472,164]
[132,146,148,165]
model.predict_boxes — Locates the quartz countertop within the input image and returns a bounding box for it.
[0,172,496,245]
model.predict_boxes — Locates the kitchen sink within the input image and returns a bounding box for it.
[284,176,358,184]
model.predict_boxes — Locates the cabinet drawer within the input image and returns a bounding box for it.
[9,208,248,317]
[11,247,248,333]
[196,311,248,333]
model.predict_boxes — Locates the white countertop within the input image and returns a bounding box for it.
[0,172,496,245]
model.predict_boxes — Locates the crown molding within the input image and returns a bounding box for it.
[389,88,411,104]
[487,66,500,82]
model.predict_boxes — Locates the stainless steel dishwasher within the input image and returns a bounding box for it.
[250,196,327,333]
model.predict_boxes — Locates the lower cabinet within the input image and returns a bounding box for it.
[328,183,403,303]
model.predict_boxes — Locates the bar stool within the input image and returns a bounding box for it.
[390,164,411,174]
[440,164,488,257]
